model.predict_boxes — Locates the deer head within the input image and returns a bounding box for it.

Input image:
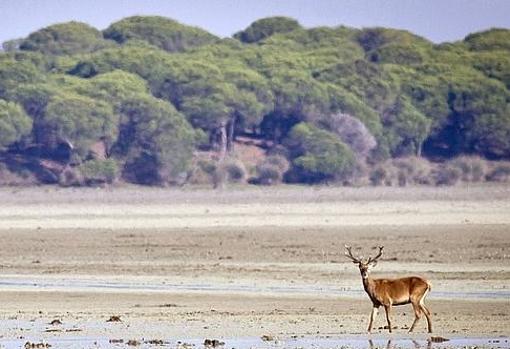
[345,245,384,279]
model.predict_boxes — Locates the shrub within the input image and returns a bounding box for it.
[255,164,282,185]
[391,156,432,186]
[369,162,398,186]
[433,164,462,186]
[325,112,377,159]
[250,155,289,185]
[263,155,290,173]
[0,162,37,186]
[449,156,487,182]
[284,123,356,183]
[211,167,227,188]
[78,159,119,185]
[192,158,247,188]
[58,166,84,187]
[486,162,510,182]
[267,145,290,159]
[343,159,370,186]
[187,159,215,185]
[222,159,247,183]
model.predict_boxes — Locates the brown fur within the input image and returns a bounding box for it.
[346,246,432,333]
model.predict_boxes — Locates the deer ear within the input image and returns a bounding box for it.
[352,260,359,264]
[369,261,378,268]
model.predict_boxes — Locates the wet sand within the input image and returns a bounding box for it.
[0,185,509,346]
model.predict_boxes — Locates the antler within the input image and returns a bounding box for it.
[367,246,384,264]
[345,245,362,263]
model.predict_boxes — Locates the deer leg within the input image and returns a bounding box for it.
[384,305,392,333]
[420,303,432,333]
[420,288,433,333]
[368,306,379,333]
[409,302,422,332]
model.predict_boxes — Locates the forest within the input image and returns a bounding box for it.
[0,16,509,186]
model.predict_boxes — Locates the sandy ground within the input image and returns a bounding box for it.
[0,185,509,343]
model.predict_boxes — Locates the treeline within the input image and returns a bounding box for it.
[0,16,509,186]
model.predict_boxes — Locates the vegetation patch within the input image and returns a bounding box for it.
[0,16,509,186]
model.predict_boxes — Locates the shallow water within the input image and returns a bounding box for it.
[0,336,508,349]
[0,276,508,300]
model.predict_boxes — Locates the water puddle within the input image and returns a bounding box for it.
[0,336,508,349]
[0,276,508,300]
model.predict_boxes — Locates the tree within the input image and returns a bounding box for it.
[471,51,510,89]
[19,22,112,55]
[103,16,217,52]
[0,57,43,99]
[2,38,23,52]
[118,95,197,184]
[43,93,117,158]
[423,67,510,159]
[76,70,150,107]
[284,123,356,183]
[261,70,332,142]
[464,28,510,51]
[234,17,302,43]
[382,96,431,157]
[0,100,32,150]
[322,112,377,160]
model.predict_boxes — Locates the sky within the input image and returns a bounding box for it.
[1,0,509,45]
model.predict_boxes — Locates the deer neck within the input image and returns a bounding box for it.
[362,275,377,299]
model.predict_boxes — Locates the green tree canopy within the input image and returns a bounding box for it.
[1,15,510,186]
[19,22,112,55]
[284,122,355,183]
[464,28,510,51]
[0,99,32,150]
[118,95,197,184]
[382,96,431,156]
[103,16,218,52]
[43,93,117,157]
[234,17,302,43]
[0,57,44,99]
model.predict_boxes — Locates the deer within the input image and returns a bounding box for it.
[345,245,432,333]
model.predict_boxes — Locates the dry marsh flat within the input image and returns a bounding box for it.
[0,185,509,342]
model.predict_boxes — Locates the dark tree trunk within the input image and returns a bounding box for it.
[226,115,236,152]
[218,122,227,160]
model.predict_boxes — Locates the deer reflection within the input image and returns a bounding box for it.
[368,339,433,349]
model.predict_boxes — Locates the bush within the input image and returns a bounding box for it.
[263,155,290,173]
[325,112,377,159]
[0,162,37,186]
[255,164,282,185]
[448,156,487,182]
[187,159,215,185]
[433,164,462,186]
[78,159,119,185]
[252,155,290,185]
[391,156,433,186]
[486,162,510,182]
[284,123,356,183]
[222,159,247,183]
[369,162,398,186]
[343,159,370,186]
[58,166,84,187]
[190,158,247,188]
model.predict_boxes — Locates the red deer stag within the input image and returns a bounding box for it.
[345,245,432,333]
